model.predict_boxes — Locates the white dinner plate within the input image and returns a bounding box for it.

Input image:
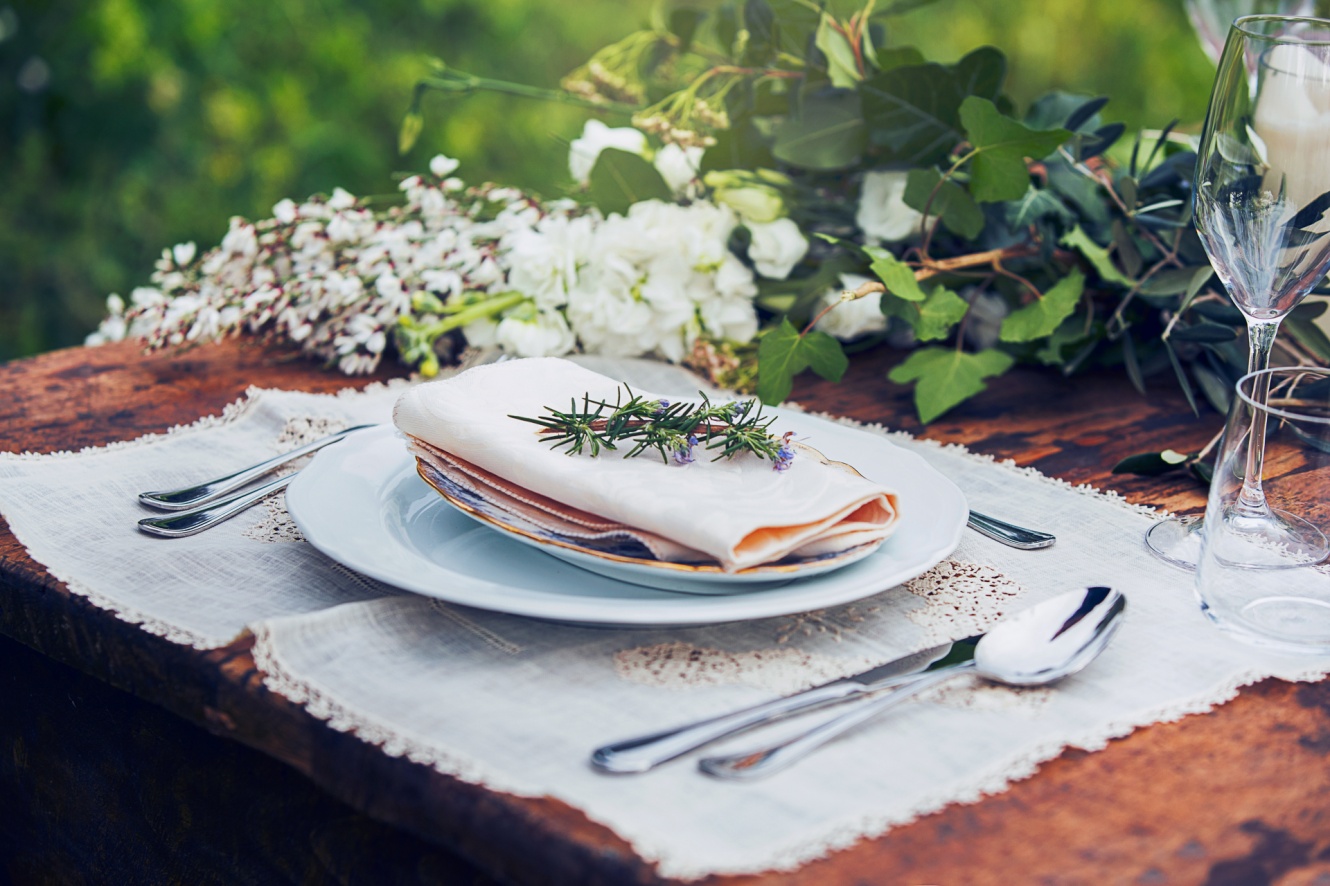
[286,417,967,626]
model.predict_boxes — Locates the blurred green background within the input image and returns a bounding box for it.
[0,0,1215,361]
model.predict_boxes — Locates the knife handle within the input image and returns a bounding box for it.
[590,681,874,774]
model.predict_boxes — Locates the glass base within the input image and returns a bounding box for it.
[1198,595,1330,655]
[1144,515,1204,572]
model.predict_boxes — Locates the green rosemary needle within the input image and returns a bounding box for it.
[510,385,795,470]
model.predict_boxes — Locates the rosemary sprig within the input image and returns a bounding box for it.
[510,385,794,470]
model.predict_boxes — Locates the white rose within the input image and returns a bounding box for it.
[653,143,704,194]
[568,120,648,185]
[495,308,576,358]
[746,218,809,279]
[814,274,887,341]
[856,171,924,244]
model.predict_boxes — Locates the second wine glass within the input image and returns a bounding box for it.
[1146,14,1330,569]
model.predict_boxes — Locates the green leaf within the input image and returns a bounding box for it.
[772,87,865,171]
[1111,450,1191,477]
[1140,267,1204,296]
[1034,317,1090,366]
[869,251,927,301]
[960,96,1071,202]
[999,270,1085,343]
[814,14,861,89]
[1170,322,1239,343]
[742,0,777,64]
[882,285,969,341]
[588,148,673,215]
[756,319,807,404]
[1006,186,1073,229]
[860,62,964,165]
[1060,226,1134,287]
[667,6,706,52]
[398,110,424,155]
[949,46,1006,103]
[875,46,925,71]
[800,329,849,381]
[903,168,984,239]
[888,347,1014,423]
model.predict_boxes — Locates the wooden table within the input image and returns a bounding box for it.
[3,340,1329,885]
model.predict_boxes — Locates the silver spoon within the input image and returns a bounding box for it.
[698,585,1126,780]
[137,424,375,511]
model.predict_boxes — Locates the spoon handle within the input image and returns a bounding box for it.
[698,663,975,780]
[967,510,1056,550]
[137,474,292,538]
[138,424,374,510]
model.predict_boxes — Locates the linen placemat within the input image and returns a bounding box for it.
[2,357,1328,878]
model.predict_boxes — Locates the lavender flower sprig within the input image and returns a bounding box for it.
[511,385,792,470]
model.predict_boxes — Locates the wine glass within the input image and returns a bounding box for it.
[1186,0,1330,62]
[1146,15,1330,569]
[1196,366,1330,651]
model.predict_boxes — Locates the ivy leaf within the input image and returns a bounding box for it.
[876,46,926,71]
[801,329,850,381]
[1060,226,1134,287]
[1286,314,1330,362]
[960,96,1071,202]
[1006,186,1073,229]
[888,347,1015,423]
[588,149,673,215]
[773,86,865,170]
[1000,269,1085,343]
[904,168,984,239]
[949,46,1006,103]
[869,250,927,301]
[757,319,808,404]
[756,320,850,403]
[814,14,861,89]
[882,286,969,341]
[1035,316,1090,366]
[860,62,964,165]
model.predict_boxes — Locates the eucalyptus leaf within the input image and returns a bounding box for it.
[1111,450,1191,477]
[960,97,1071,202]
[1170,322,1238,343]
[1286,316,1330,362]
[1140,267,1204,296]
[1007,186,1073,229]
[1192,361,1234,414]
[999,269,1085,342]
[588,149,673,215]
[888,347,1015,423]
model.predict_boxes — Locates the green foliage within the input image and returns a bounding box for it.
[959,96,1071,202]
[756,319,848,404]
[888,347,1015,424]
[588,149,672,215]
[999,270,1085,343]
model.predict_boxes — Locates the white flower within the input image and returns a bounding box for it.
[328,187,357,211]
[653,143,704,194]
[495,307,576,357]
[856,171,924,244]
[503,214,596,309]
[273,199,297,224]
[429,154,460,177]
[568,119,648,185]
[746,218,809,279]
[172,242,197,266]
[814,274,887,340]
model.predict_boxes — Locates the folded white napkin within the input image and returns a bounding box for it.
[393,358,900,572]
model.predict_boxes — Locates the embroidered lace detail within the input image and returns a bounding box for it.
[242,495,305,543]
[916,674,1054,713]
[773,601,884,644]
[902,559,1024,644]
[275,416,348,450]
[614,641,875,694]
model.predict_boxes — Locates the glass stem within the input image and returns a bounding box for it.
[1237,318,1280,515]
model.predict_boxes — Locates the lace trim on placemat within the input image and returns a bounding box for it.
[249,611,1330,881]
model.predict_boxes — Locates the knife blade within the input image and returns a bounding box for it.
[590,634,981,774]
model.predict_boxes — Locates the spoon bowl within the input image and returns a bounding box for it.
[698,586,1126,779]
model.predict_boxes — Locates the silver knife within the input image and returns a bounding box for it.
[590,635,981,774]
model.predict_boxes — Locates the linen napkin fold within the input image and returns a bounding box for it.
[392,358,900,571]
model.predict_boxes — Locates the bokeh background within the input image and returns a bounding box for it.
[0,0,1215,361]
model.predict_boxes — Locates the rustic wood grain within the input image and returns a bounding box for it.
[2,339,1327,886]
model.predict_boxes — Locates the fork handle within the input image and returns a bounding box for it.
[698,664,974,780]
[967,510,1056,549]
[137,475,292,538]
[138,424,374,510]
